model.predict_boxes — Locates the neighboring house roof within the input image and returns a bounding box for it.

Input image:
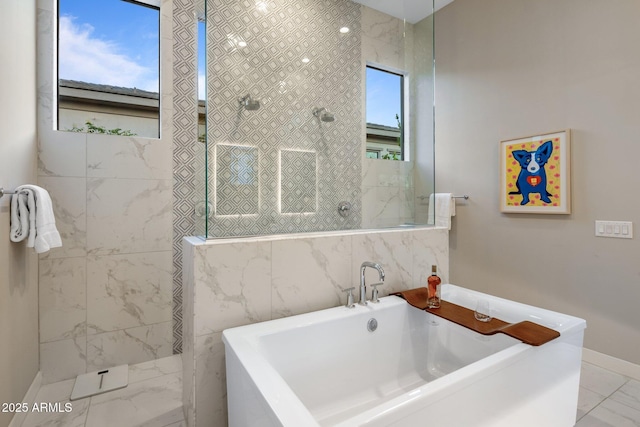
[59,79,159,100]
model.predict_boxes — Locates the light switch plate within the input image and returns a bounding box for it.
[595,221,633,239]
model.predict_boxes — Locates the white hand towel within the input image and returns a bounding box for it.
[427,193,455,230]
[10,190,29,242]
[10,185,62,253]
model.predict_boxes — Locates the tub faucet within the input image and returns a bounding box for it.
[360,262,385,305]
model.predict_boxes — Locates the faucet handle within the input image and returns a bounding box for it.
[370,282,384,303]
[342,287,356,308]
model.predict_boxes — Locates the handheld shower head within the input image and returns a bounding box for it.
[239,94,261,111]
[312,107,335,122]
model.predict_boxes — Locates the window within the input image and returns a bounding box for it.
[365,66,405,161]
[57,0,160,138]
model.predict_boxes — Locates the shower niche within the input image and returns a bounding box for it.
[196,0,437,238]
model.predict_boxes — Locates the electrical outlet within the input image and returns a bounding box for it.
[595,221,633,239]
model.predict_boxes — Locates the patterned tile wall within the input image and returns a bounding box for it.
[205,0,363,237]
[215,144,259,216]
[280,149,317,214]
[172,0,199,354]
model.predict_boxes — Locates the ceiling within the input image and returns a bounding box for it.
[352,0,454,24]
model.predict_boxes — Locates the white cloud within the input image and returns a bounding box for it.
[58,16,158,92]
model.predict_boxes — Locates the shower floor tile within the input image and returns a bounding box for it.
[21,354,184,427]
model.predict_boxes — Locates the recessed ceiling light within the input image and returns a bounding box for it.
[238,41,247,48]
[301,57,310,63]
[339,27,350,34]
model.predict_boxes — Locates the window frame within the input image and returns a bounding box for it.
[55,0,162,139]
[365,63,409,161]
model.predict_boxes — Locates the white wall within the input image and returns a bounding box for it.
[0,1,39,426]
[436,0,640,364]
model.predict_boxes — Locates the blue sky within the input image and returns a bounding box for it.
[58,0,159,92]
[366,67,402,128]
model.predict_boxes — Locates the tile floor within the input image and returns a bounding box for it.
[17,356,640,426]
[577,361,640,426]
[21,355,184,427]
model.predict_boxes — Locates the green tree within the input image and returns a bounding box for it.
[68,120,136,136]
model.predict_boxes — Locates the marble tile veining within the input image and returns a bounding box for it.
[40,337,87,385]
[576,398,640,427]
[37,130,86,178]
[33,379,76,405]
[194,242,272,336]
[580,361,629,397]
[194,333,227,427]
[39,257,86,343]
[87,134,172,180]
[86,178,172,255]
[609,379,640,412]
[272,235,351,318]
[86,322,173,372]
[85,372,183,427]
[22,355,184,427]
[87,251,173,333]
[351,231,413,295]
[37,177,87,259]
[22,398,90,427]
[128,354,183,384]
[577,386,607,421]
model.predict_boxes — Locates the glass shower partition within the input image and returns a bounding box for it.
[200,0,436,238]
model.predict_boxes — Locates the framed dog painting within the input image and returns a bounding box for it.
[500,130,571,214]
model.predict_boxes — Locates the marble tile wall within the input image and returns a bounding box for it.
[360,6,421,228]
[183,226,449,426]
[36,0,175,384]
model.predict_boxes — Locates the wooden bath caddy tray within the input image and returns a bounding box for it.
[392,288,560,346]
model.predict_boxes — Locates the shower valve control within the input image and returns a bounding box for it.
[337,201,351,218]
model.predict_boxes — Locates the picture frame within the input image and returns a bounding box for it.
[500,129,571,214]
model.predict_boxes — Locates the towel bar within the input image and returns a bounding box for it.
[0,188,18,199]
[417,194,470,201]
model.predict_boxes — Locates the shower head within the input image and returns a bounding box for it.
[238,94,261,111]
[313,107,335,122]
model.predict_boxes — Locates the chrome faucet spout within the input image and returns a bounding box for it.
[359,262,385,305]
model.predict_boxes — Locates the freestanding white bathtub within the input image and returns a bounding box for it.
[222,284,586,427]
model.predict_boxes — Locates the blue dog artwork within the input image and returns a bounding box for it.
[509,140,553,205]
